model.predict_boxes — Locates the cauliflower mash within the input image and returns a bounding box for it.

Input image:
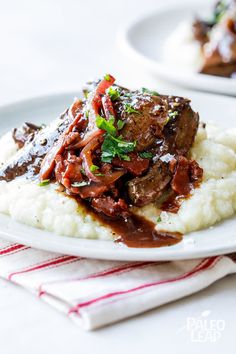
[1,123,236,239]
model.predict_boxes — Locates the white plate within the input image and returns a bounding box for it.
[119,0,236,96]
[0,91,236,261]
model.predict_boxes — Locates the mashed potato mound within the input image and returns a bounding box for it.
[139,125,236,233]
[0,123,236,238]
[163,21,203,72]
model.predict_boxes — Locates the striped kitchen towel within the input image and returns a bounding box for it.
[0,239,235,330]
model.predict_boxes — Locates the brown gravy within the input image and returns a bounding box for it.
[161,193,183,214]
[77,198,183,248]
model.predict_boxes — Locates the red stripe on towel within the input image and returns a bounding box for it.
[38,261,166,297]
[69,256,220,313]
[8,255,80,280]
[80,261,161,280]
[38,261,168,296]
[0,244,29,256]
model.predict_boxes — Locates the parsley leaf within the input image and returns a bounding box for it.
[165,110,178,124]
[101,134,136,163]
[85,110,89,119]
[157,216,162,223]
[117,120,125,130]
[96,115,116,136]
[123,92,132,98]
[141,87,159,96]
[212,1,227,24]
[96,110,136,163]
[107,87,120,101]
[104,74,111,81]
[168,110,178,118]
[83,89,89,99]
[38,179,50,187]
[124,104,140,115]
[90,164,99,172]
[139,152,153,159]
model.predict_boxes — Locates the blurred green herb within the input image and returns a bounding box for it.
[90,164,99,172]
[117,120,125,130]
[101,135,136,163]
[107,87,120,101]
[96,115,116,136]
[38,179,50,187]
[139,152,153,159]
[104,74,111,81]
[124,104,140,115]
[157,216,162,223]
[141,87,159,96]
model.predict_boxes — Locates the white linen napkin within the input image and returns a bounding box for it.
[0,238,235,330]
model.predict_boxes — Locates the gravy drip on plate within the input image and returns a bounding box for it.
[77,198,182,248]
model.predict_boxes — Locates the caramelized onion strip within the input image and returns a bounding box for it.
[66,128,104,150]
[40,110,83,181]
[80,133,104,182]
[69,75,116,151]
[74,183,108,198]
[92,75,115,115]
[68,99,83,119]
[102,94,116,119]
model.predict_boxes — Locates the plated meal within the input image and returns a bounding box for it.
[1,75,236,250]
[164,0,236,78]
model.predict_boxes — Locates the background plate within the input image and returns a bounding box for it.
[119,0,236,96]
[0,91,236,261]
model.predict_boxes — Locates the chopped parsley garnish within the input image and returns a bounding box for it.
[96,104,136,162]
[139,151,153,159]
[85,110,90,119]
[101,134,136,163]
[94,173,105,177]
[83,89,89,99]
[157,216,162,223]
[38,179,50,187]
[141,87,159,96]
[80,168,86,175]
[90,164,99,172]
[71,181,89,187]
[124,104,140,115]
[212,1,227,24]
[168,110,178,118]
[123,92,132,98]
[104,74,112,81]
[107,87,120,101]
[166,110,178,124]
[117,119,125,130]
[96,115,116,136]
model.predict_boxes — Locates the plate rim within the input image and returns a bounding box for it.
[118,0,236,96]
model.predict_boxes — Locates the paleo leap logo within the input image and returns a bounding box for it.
[179,310,225,342]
